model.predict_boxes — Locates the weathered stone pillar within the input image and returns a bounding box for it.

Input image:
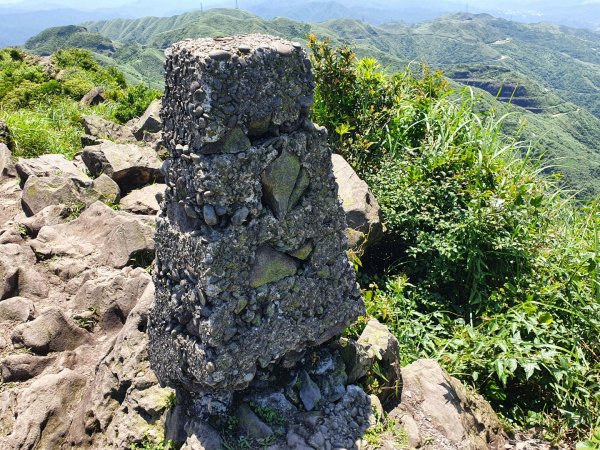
[148,34,364,418]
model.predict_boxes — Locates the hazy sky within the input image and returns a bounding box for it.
[1,0,599,5]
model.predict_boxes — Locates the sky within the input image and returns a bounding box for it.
[0,0,598,5]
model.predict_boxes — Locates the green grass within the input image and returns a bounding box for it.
[0,47,160,159]
[309,37,600,443]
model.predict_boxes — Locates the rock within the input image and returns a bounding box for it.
[0,369,87,450]
[149,35,363,408]
[0,119,13,151]
[120,184,165,215]
[390,359,507,450]
[18,204,69,236]
[0,143,13,176]
[179,419,222,450]
[346,318,402,403]
[16,265,49,299]
[0,253,19,300]
[15,153,90,185]
[0,296,34,322]
[202,204,217,225]
[332,154,383,251]
[200,127,251,154]
[0,178,22,226]
[20,174,119,216]
[72,266,151,332]
[0,243,36,300]
[131,99,162,140]
[299,370,322,412]
[82,141,163,191]
[65,282,171,449]
[261,149,301,219]
[236,403,274,439]
[249,246,299,288]
[11,307,91,355]
[80,88,105,107]
[30,201,155,274]
[92,173,121,203]
[82,115,136,143]
[0,353,55,382]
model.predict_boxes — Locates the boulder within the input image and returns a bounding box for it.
[82,141,163,191]
[72,266,151,332]
[82,115,136,143]
[11,307,92,355]
[390,359,507,450]
[0,296,35,322]
[30,201,155,275]
[20,174,120,216]
[131,99,162,140]
[332,154,383,251]
[66,283,175,449]
[18,204,70,236]
[344,318,402,403]
[0,119,13,151]
[0,369,88,450]
[0,353,55,382]
[15,153,90,185]
[80,88,105,107]
[0,143,13,176]
[120,183,165,215]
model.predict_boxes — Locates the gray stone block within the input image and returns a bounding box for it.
[148,35,364,413]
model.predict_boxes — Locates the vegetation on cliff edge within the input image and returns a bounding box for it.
[0,47,160,159]
[308,36,600,444]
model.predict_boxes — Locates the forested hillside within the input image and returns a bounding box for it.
[23,9,600,198]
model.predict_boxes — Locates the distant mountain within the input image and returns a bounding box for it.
[21,8,600,197]
[0,8,127,47]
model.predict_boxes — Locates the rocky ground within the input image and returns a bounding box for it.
[0,101,569,449]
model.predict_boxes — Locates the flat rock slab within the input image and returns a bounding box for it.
[120,183,165,215]
[82,115,136,143]
[21,174,120,216]
[15,153,90,185]
[82,141,163,191]
[11,307,91,355]
[30,201,155,274]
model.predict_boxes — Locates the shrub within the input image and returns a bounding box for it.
[309,37,600,441]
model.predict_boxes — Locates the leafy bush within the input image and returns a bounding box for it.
[309,37,600,441]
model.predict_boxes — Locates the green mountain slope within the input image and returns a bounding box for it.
[23,9,600,197]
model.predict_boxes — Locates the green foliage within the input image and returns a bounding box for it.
[0,47,160,159]
[163,391,176,410]
[105,83,161,123]
[578,429,600,450]
[128,438,174,450]
[364,414,409,449]
[310,37,600,441]
[25,25,115,56]
[72,9,600,197]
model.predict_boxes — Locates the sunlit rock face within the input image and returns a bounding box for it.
[148,34,364,414]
